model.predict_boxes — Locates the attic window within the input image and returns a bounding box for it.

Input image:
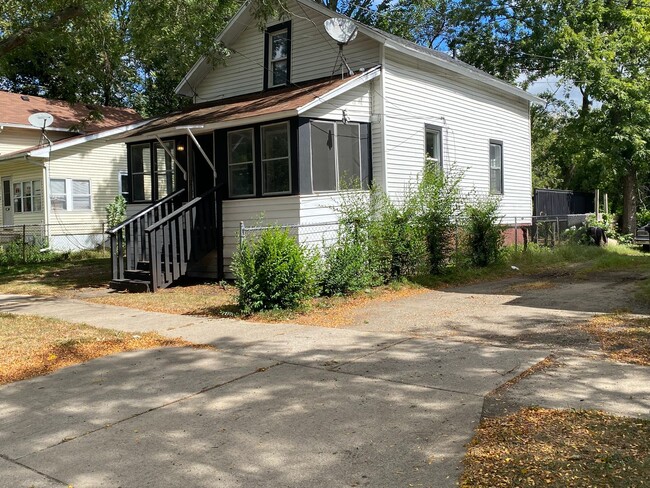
[265,22,291,89]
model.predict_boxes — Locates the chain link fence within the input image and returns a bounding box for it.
[0,222,109,255]
[239,213,593,253]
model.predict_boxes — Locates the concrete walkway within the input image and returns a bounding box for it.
[1,293,648,487]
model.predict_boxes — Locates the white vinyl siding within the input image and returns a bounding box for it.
[194,0,380,101]
[382,49,532,218]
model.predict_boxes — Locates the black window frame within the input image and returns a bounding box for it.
[263,21,292,90]
[216,118,299,200]
[424,123,443,170]
[127,138,185,204]
[489,139,504,195]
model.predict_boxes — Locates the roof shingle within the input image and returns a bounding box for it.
[0,91,142,133]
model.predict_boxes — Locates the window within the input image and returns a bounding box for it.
[50,179,91,210]
[310,121,361,192]
[266,22,290,89]
[13,180,42,213]
[489,140,503,195]
[118,171,129,200]
[154,141,176,199]
[425,125,443,168]
[228,129,255,197]
[131,143,152,202]
[72,180,91,210]
[50,179,67,210]
[261,122,291,195]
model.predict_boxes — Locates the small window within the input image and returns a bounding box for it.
[50,179,91,210]
[51,179,67,210]
[118,171,129,200]
[14,180,42,213]
[425,125,443,168]
[310,121,362,192]
[72,180,91,210]
[261,122,291,195]
[266,23,290,88]
[489,141,503,195]
[228,128,255,197]
[131,143,152,202]
[154,141,176,199]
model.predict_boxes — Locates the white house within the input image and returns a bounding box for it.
[0,91,144,250]
[110,0,540,291]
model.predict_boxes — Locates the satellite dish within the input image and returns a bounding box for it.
[324,18,358,78]
[324,18,358,45]
[28,112,54,129]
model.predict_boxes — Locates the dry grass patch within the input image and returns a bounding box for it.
[0,255,110,297]
[582,314,650,365]
[86,282,239,315]
[461,407,650,488]
[0,313,200,385]
[251,284,427,327]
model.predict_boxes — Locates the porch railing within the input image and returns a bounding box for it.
[107,188,186,281]
[146,187,219,291]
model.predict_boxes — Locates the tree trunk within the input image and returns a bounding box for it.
[622,167,637,234]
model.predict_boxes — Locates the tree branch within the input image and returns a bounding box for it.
[0,5,84,58]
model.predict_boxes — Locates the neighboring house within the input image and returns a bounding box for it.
[0,91,144,250]
[110,0,541,291]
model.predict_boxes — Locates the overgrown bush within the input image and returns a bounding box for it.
[369,195,428,281]
[232,227,318,313]
[0,239,58,266]
[106,195,127,229]
[637,209,650,227]
[464,197,504,266]
[320,233,377,295]
[413,163,463,273]
[320,188,380,294]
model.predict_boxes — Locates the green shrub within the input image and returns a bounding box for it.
[0,239,59,266]
[320,233,377,295]
[564,225,591,245]
[464,197,504,266]
[369,197,428,281]
[637,209,650,227]
[413,163,463,273]
[106,195,127,229]
[232,227,318,313]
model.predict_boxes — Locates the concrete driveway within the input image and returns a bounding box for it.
[0,294,548,487]
[1,282,649,487]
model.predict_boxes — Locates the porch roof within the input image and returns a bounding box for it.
[117,67,380,141]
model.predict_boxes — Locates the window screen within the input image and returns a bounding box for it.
[131,143,152,202]
[261,122,290,195]
[311,121,337,192]
[489,142,503,194]
[228,129,255,197]
[72,180,91,210]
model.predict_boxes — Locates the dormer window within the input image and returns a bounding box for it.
[265,22,291,89]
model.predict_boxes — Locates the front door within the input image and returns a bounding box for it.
[1,177,12,226]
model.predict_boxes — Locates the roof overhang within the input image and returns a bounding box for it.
[0,122,72,132]
[0,119,151,162]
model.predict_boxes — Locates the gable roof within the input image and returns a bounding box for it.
[122,67,380,141]
[0,90,142,133]
[176,0,542,104]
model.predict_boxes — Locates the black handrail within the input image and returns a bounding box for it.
[108,188,186,282]
[145,187,219,291]
[107,188,185,235]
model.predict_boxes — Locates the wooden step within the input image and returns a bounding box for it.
[124,269,151,281]
[109,279,151,293]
